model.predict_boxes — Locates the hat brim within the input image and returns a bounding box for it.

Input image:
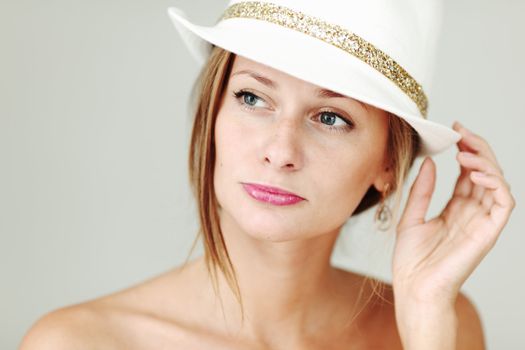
[166,6,461,156]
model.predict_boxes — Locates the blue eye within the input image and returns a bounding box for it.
[233,89,266,110]
[243,93,258,106]
[317,111,354,133]
[320,112,347,127]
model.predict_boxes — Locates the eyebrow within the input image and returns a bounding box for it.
[231,69,367,110]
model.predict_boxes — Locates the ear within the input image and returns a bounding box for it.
[372,163,394,193]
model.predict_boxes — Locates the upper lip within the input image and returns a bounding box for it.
[241,182,305,199]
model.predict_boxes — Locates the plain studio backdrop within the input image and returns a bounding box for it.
[1,0,524,348]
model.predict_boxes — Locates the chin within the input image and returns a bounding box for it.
[233,203,316,242]
[243,223,307,242]
[217,198,306,242]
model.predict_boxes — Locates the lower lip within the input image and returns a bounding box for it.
[242,184,305,206]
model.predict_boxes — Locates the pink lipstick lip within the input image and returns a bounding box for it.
[241,182,305,206]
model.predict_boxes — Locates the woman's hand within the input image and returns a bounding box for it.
[392,121,515,305]
[391,122,515,349]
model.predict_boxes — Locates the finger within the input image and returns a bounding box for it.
[457,152,502,176]
[470,171,515,229]
[472,185,485,204]
[482,180,513,212]
[453,129,476,197]
[453,122,502,173]
[398,157,436,231]
[481,190,494,212]
[457,151,503,201]
[454,123,477,155]
[453,151,474,197]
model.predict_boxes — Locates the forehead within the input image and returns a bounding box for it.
[229,54,375,114]
[230,55,322,90]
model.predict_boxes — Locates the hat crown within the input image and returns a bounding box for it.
[225,0,443,96]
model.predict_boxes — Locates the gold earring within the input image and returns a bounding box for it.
[374,183,392,231]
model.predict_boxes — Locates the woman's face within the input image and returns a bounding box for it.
[213,55,392,241]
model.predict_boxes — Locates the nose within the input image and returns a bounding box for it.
[262,118,304,171]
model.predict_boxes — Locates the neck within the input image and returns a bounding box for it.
[197,209,371,345]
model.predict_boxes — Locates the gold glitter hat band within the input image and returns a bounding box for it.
[167,0,463,155]
[220,1,428,118]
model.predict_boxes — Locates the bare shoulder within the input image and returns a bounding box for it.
[19,260,203,350]
[455,292,486,349]
[19,302,112,350]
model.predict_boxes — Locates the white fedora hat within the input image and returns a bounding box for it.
[166,0,461,156]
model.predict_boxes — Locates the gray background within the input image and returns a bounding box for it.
[1,0,524,348]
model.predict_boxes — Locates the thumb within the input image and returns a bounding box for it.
[397,157,436,231]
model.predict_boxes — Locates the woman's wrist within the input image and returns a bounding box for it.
[394,295,458,350]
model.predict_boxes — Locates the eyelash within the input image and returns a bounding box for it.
[232,89,355,133]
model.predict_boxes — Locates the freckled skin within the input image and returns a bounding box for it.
[214,55,392,243]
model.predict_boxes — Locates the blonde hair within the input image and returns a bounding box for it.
[182,46,421,325]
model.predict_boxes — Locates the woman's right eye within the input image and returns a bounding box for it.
[233,89,267,110]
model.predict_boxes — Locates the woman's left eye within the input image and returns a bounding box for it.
[317,111,354,132]
[319,112,349,127]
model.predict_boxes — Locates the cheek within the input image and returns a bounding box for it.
[309,122,387,221]
[312,156,375,220]
[215,111,248,163]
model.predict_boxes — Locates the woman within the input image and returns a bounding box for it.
[20,1,515,349]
